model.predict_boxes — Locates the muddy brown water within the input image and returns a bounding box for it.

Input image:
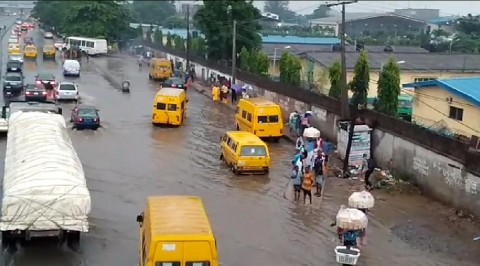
[0,27,478,266]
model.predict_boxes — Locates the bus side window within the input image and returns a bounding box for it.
[246,113,252,122]
[241,110,247,119]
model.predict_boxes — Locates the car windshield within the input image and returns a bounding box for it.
[398,100,412,108]
[78,108,96,116]
[240,146,268,157]
[8,62,21,67]
[26,47,36,52]
[168,78,182,84]
[60,84,76,91]
[5,75,21,81]
[44,46,55,51]
[38,73,53,80]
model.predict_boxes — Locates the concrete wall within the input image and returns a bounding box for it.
[157,48,480,216]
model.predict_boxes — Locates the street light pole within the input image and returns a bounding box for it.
[186,4,190,71]
[231,19,237,84]
[326,0,357,119]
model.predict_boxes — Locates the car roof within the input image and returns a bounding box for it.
[7,60,21,64]
[75,105,96,110]
[5,72,22,76]
[37,72,54,77]
[59,81,76,85]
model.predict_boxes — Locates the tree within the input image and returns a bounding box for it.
[264,1,296,21]
[154,28,163,45]
[279,51,301,86]
[166,33,173,48]
[328,61,342,99]
[38,1,134,42]
[194,0,262,61]
[350,51,370,107]
[307,4,331,19]
[191,37,207,57]
[239,46,250,71]
[246,49,270,76]
[375,58,401,116]
[131,1,177,25]
[173,35,185,51]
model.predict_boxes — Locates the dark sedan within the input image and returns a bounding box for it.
[70,105,101,130]
[161,77,186,90]
[24,84,47,102]
[6,60,22,73]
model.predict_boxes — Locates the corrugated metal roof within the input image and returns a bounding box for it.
[261,35,340,45]
[428,17,460,25]
[403,77,480,107]
[301,51,480,72]
[310,12,428,24]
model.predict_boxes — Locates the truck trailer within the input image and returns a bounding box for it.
[0,111,91,252]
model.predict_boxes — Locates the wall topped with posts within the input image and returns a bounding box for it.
[143,41,480,216]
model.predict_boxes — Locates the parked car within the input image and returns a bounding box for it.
[44,31,53,39]
[70,105,100,130]
[9,54,23,63]
[24,84,47,102]
[63,60,81,77]
[56,82,79,102]
[6,60,23,73]
[3,72,24,96]
[35,72,57,88]
[161,77,186,90]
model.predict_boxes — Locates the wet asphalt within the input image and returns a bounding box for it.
[0,17,477,266]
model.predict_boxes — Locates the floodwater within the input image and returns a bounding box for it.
[0,19,478,266]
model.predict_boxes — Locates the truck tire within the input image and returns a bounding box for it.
[66,231,80,252]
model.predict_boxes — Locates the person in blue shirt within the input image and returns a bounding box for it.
[290,165,302,201]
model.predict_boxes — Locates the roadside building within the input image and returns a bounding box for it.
[403,78,480,138]
[297,48,480,95]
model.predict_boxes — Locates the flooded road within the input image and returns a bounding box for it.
[0,22,477,266]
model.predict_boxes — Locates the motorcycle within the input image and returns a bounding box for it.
[121,80,130,93]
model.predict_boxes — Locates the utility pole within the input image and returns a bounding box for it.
[186,4,191,72]
[326,0,357,119]
[231,19,237,84]
[326,0,357,172]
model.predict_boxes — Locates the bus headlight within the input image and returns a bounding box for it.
[237,161,246,166]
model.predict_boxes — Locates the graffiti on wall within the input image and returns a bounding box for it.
[413,156,429,176]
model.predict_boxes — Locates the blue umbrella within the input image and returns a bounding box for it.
[233,84,243,94]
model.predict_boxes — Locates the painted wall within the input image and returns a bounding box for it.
[158,48,480,217]
[412,86,480,137]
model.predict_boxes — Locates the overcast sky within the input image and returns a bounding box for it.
[252,1,478,17]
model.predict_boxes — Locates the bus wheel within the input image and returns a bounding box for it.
[219,153,224,160]
[236,124,239,130]
[66,231,80,252]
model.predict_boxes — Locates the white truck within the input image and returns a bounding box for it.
[0,101,63,133]
[0,111,91,252]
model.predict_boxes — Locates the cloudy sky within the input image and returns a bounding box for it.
[177,1,479,17]
[252,1,479,16]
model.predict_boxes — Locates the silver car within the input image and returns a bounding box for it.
[56,82,79,102]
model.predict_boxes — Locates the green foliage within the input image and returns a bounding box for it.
[32,1,135,42]
[173,35,185,51]
[239,47,250,71]
[264,1,296,21]
[375,58,401,116]
[328,61,342,99]
[166,33,173,48]
[191,37,207,57]
[194,0,262,61]
[306,4,331,19]
[350,51,370,107]
[279,52,301,86]
[154,28,163,46]
[131,1,177,25]
[238,47,269,76]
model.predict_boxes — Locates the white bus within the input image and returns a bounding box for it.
[66,36,108,55]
